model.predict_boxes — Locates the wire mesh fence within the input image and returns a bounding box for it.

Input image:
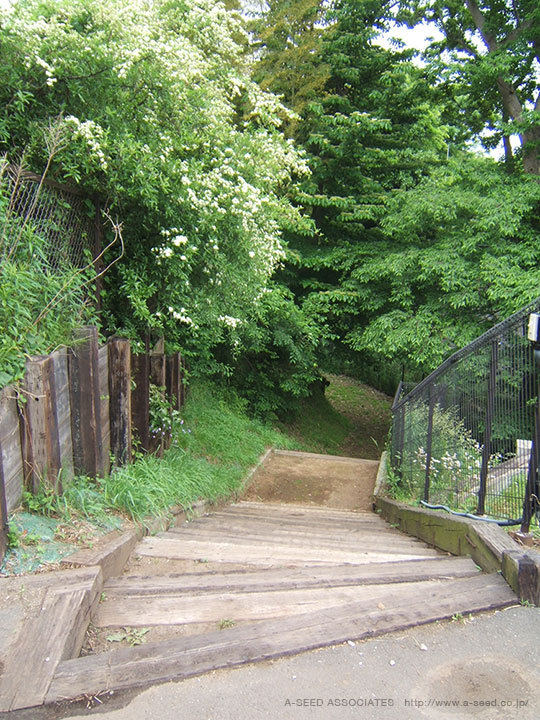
[391,301,540,528]
[1,165,94,269]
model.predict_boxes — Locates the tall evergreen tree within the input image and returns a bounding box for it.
[273,0,540,380]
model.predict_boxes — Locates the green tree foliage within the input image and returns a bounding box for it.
[280,0,452,372]
[345,154,540,370]
[396,0,540,173]
[0,0,320,411]
[249,0,331,127]
[273,0,539,380]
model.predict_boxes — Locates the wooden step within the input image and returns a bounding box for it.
[103,557,479,597]
[96,581,424,627]
[179,514,412,537]
[272,450,379,465]
[136,535,440,567]
[47,573,516,704]
[232,500,379,515]
[227,502,383,521]
[170,518,433,543]
[0,566,102,712]
[203,510,395,533]
[95,569,486,627]
[165,526,439,555]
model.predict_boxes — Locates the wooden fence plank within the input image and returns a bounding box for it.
[166,353,181,411]
[180,355,187,407]
[23,356,62,492]
[98,346,110,476]
[18,387,35,494]
[69,326,102,477]
[131,351,150,452]
[150,352,166,388]
[108,338,131,467]
[0,488,6,562]
[0,394,9,559]
[50,349,74,484]
[149,343,166,454]
[0,386,24,511]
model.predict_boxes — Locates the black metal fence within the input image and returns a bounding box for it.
[391,301,540,530]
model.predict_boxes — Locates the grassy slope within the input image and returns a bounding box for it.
[279,374,392,460]
[103,376,391,518]
[4,377,392,564]
[33,377,392,521]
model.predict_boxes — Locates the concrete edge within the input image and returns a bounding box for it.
[373,455,539,605]
[373,450,387,499]
[238,447,275,495]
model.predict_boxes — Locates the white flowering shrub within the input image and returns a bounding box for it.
[395,402,488,510]
[0,0,318,408]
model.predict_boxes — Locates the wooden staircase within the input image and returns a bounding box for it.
[1,501,517,710]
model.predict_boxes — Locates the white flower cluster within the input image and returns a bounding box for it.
[168,306,193,325]
[218,315,241,328]
[5,0,313,343]
[35,55,57,86]
[64,116,108,170]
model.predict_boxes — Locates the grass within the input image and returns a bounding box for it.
[277,389,353,456]
[23,376,393,523]
[277,375,392,459]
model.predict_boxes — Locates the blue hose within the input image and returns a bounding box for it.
[419,501,522,526]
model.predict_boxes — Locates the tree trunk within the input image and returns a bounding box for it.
[466,2,539,175]
[522,127,540,175]
[497,78,539,175]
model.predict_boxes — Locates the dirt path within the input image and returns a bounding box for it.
[243,451,379,511]
[243,375,390,510]
[325,374,392,460]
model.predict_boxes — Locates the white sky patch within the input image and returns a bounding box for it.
[375,23,445,54]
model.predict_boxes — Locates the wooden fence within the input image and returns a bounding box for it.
[0,327,187,562]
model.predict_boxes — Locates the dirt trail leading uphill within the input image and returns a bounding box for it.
[325,374,392,460]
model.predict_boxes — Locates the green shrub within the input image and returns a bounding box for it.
[393,401,484,510]
[0,159,97,386]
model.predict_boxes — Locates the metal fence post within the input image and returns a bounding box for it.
[391,382,404,477]
[392,406,403,476]
[477,339,498,515]
[521,371,540,533]
[423,386,435,503]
